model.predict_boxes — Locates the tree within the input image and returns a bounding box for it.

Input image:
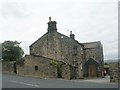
[2,41,24,61]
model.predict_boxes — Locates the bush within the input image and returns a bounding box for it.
[50,60,58,66]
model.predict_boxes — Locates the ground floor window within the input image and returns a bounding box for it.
[35,66,38,70]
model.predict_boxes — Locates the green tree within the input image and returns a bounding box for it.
[2,41,24,61]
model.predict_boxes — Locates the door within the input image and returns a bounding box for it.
[88,64,97,77]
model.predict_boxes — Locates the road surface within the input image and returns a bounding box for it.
[2,74,118,88]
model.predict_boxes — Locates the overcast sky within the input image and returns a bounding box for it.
[0,0,118,60]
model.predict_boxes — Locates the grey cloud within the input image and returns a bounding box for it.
[1,2,29,18]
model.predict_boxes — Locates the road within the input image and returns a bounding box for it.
[2,74,118,88]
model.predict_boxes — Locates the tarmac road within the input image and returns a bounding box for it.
[2,74,118,88]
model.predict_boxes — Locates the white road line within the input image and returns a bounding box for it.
[10,80,39,88]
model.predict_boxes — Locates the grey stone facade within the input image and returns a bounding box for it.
[18,18,104,79]
[17,55,64,79]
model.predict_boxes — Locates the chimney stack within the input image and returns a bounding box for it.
[47,17,57,32]
[70,31,75,40]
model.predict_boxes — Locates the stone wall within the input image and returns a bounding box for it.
[77,64,84,79]
[17,55,59,79]
[84,44,103,63]
[109,62,119,82]
[2,55,72,79]
[2,61,14,74]
[62,64,71,79]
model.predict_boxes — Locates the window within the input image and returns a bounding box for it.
[80,63,82,70]
[81,48,83,54]
[35,66,38,70]
[61,36,64,38]
[81,47,83,51]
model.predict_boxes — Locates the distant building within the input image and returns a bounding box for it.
[17,18,104,79]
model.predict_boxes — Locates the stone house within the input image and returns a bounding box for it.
[17,18,104,79]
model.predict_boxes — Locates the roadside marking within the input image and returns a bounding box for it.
[10,80,39,88]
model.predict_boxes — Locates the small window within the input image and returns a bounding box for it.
[81,48,83,50]
[61,36,64,38]
[35,66,38,70]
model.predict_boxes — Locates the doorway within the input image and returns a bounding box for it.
[88,64,97,77]
[13,63,17,74]
[85,58,98,77]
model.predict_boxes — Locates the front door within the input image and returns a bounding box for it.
[88,64,97,77]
